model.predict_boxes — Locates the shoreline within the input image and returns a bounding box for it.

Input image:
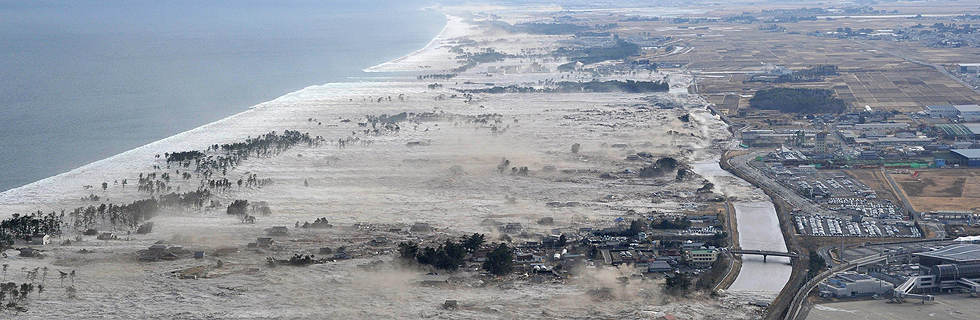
[363,14,455,72]
[0,13,463,206]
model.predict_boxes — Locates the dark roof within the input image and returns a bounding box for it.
[915,244,980,263]
[951,149,980,159]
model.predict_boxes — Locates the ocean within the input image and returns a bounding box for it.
[0,0,445,192]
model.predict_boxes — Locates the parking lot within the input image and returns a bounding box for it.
[794,214,921,238]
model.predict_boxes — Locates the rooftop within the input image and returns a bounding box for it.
[951,149,980,159]
[964,123,980,135]
[925,105,958,111]
[954,104,980,113]
[915,244,980,263]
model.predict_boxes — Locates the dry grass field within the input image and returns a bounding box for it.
[847,169,980,213]
[617,1,980,118]
[892,169,980,212]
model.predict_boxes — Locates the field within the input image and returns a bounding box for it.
[613,0,980,121]
[846,168,980,213]
[892,169,980,213]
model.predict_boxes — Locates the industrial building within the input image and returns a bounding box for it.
[852,123,910,132]
[950,149,980,167]
[819,272,894,298]
[925,105,960,118]
[915,244,980,267]
[923,104,980,121]
[955,104,980,122]
[892,244,980,299]
[959,63,980,73]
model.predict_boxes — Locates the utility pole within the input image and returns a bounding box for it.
[840,232,845,265]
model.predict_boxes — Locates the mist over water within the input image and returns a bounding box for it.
[0,0,444,192]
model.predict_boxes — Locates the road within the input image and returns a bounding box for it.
[881,170,947,239]
[784,253,890,320]
[728,152,835,216]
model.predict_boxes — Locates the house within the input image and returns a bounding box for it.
[647,260,673,273]
[503,223,523,233]
[515,253,536,263]
[266,226,288,236]
[370,236,390,246]
[30,234,50,245]
[410,223,432,233]
[256,237,275,248]
[472,249,489,262]
[18,248,37,257]
[97,232,117,240]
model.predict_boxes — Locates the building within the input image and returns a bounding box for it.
[914,244,980,267]
[925,105,960,118]
[818,272,894,297]
[30,234,50,245]
[954,104,980,122]
[853,123,910,132]
[410,223,432,232]
[907,244,980,292]
[686,249,719,267]
[647,260,673,273]
[814,132,828,154]
[959,63,980,73]
[266,226,288,236]
[935,124,979,139]
[950,149,980,167]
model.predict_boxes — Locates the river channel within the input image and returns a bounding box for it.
[690,160,793,293]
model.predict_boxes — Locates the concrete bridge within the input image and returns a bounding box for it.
[729,249,800,262]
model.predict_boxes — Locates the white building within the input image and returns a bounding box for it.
[819,272,894,297]
[954,104,980,122]
[924,105,959,118]
[923,105,980,121]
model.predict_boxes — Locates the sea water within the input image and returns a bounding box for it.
[0,0,444,192]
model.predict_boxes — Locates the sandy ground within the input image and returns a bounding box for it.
[0,6,781,319]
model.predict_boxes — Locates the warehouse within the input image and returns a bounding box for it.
[950,149,980,167]
[914,244,980,267]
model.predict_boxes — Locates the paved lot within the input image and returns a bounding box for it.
[807,294,980,320]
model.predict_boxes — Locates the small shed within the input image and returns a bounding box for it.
[18,248,37,257]
[266,226,288,236]
[256,237,275,248]
[97,232,117,240]
[30,234,50,245]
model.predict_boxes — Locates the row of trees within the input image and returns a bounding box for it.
[67,198,158,232]
[458,80,670,94]
[0,212,63,242]
[396,233,512,275]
